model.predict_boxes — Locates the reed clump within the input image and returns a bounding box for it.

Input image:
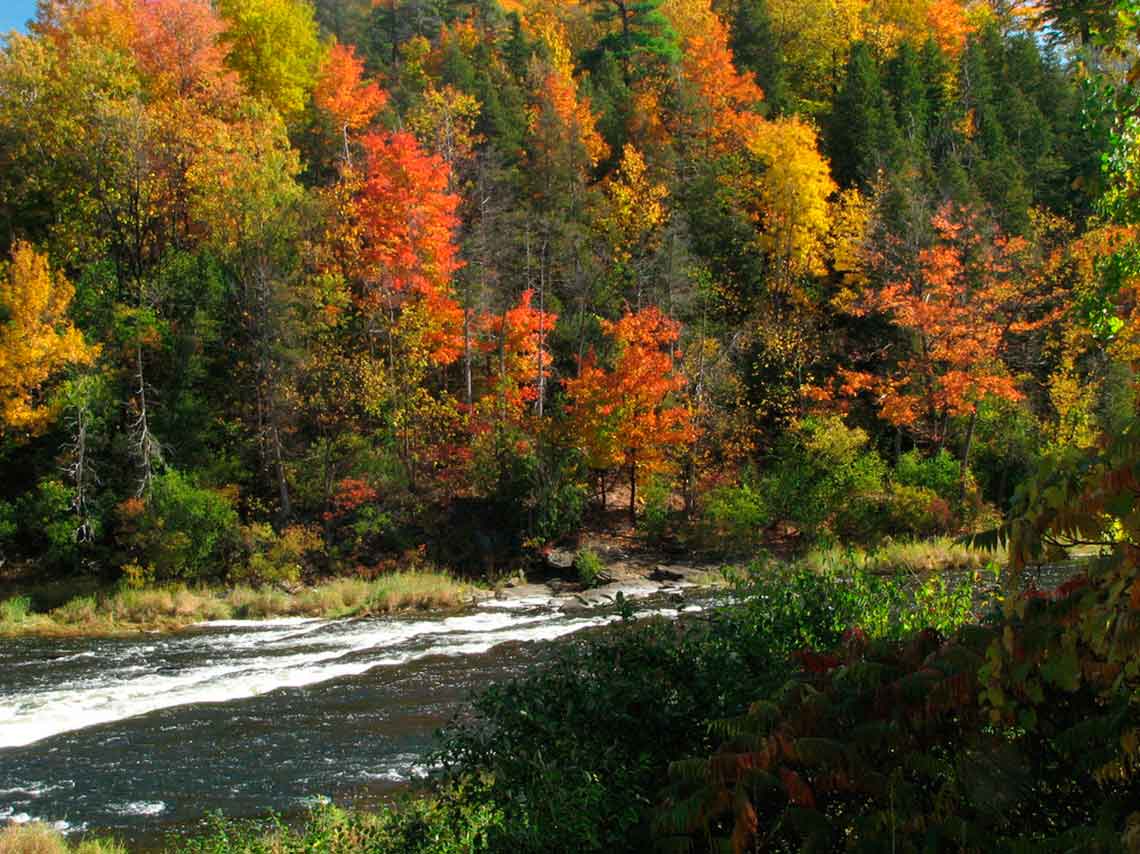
[0,571,473,637]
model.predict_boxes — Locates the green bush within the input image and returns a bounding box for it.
[637,475,672,543]
[426,560,979,854]
[762,416,886,539]
[529,457,586,545]
[971,397,1045,508]
[19,479,88,570]
[896,448,961,500]
[234,523,320,586]
[573,547,605,588]
[699,480,769,552]
[0,499,14,567]
[0,595,32,626]
[117,470,239,581]
[880,482,950,537]
[175,795,504,854]
[0,500,15,544]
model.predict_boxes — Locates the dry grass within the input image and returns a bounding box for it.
[227,585,292,619]
[0,571,474,637]
[0,824,124,854]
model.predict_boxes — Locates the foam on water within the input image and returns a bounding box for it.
[195,617,326,628]
[0,808,82,835]
[0,606,614,749]
[108,801,166,817]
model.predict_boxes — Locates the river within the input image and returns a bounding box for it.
[0,584,707,847]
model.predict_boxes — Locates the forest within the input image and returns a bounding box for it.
[2,0,1140,851]
[0,0,1133,587]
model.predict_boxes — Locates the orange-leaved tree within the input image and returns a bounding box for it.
[354,129,464,367]
[0,242,99,438]
[345,129,466,486]
[131,0,237,100]
[315,42,387,163]
[479,288,558,431]
[564,306,695,521]
[841,205,1048,477]
[666,0,765,156]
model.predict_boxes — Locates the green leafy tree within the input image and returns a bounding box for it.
[216,0,323,118]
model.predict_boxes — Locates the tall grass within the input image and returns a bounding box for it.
[801,536,1004,576]
[1,594,32,626]
[0,571,473,637]
[0,824,124,854]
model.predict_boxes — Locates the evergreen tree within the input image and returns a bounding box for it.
[584,0,681,84]
[730,0,788,115]
[828,42,903,188]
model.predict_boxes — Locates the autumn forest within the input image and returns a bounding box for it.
[1,0,1133,586]
[2,0,1140,850]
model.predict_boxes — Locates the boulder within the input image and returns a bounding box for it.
[649,565,687,582]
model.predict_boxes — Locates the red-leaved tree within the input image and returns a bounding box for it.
[564,306,695,521]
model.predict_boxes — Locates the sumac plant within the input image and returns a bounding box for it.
[658,419,1140,853]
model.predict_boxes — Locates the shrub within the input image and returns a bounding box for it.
[881,482,945,536]
[429,561,980,854]
[659,419,1140,854]
[0,595,32,625]
[637,475,672,543]
[573,547,606,588]
[0,499,15,547]
[234,523,321,586]
[970,396,1043,508]
[117,469,239,581]
[529,448,588,546]
[19,479,85,570]
[895,448,961,500]
[699,480,769,552]
[658,587,1136,852]
[471,435,587,552]
[761,416,885,539]
[175,797,504,854]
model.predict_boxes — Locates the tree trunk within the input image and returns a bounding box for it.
[536,256,546,416]
[272,421,291,520]
[960,409,978,496]
[463,308,473,406]
[132,344,161,497]
[628,455,637,524]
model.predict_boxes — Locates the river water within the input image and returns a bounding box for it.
[0,586,706,846]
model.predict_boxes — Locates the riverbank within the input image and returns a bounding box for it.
[0,535,1001,638]
[0,552,1010,854]
[0,571,476,637]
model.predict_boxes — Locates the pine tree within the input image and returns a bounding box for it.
[730,0,788,115]
[828,42,903,188]
[584,0,682,84]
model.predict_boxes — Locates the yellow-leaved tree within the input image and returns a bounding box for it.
[746,117,837,291]
[0,242,98,437]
